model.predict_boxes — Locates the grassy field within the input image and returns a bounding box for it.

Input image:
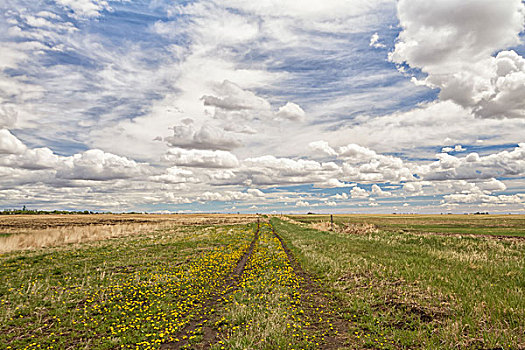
[273,216,525,349]
[288,214,525,237]
[1,214,524,349]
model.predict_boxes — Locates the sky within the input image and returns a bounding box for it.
[0,0,524,214]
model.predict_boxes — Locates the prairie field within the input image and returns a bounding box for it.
[0,214,523,349]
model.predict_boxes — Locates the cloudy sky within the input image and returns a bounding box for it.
[1,0,525,213]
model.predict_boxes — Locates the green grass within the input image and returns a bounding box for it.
[210,223,342,349]
[289,214,525,237]
[272,217,525,349]
[2,216,524,349]
[0,224,254,349]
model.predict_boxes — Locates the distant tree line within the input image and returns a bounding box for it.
[0,207,97,215]
[0,207,149,215]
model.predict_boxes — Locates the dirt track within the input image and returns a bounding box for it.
[162,225,260,350]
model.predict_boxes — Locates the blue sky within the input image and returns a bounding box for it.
[0,0,524,213]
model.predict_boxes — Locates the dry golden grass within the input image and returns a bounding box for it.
[310,221,378,235]
[0,214,257,253]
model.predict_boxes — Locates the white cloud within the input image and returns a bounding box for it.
[444,193,523,205]
[369,32,385,48]
[421,143,525,181]
[207,169,237,182]
[275,102,306,121]
[202,80,271,111]
[197,190,264,202]
[247,188,265,197]
[322,101,525,156]
[332,192,348,200]
[442,145,465,153]
[434,179,501,195]
[403,182,423,194]
[338,144,414,183]
[0,129,26,154]
[0,147,61,170]
[390,0,525,118]
[219,0,394,25]
[241,155,341,186]
[295,200,310,207]
[371,184,392,197]
[149,167,198,184]
[308,140,337,157]
[0,106,18,129]
[1,0,524,213]
[163,148,239,168]
[165,123,242,151]
[350,186,369,199]
[53,0,110,18]
[317,178,352,188]
[58,149,149,181]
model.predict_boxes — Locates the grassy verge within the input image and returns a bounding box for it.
[272,217,525,349]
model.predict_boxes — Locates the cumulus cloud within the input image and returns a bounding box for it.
[442,145,465,153]
[338,144,414,183]
[247,188,265,197]
[241,155,341,186]
[444,193,523,205]
[295,200,310,207]
[207,169,237,182]
[421,143,525,181]
[433,178,507,197]
[403,182,423,194]
[165,122,242,151]
[197,190,265,202]
[0,129,26,154]
[371,184,392,197]
[275,102,306,121]
[308,140,337,157]
[350,186,369,198]
[202,80,271,111]
[332,192,349,200]
[163,148,239,168]
[58,149,149,181]
[0,147,61,170]
[149,167,198,184]
[390,0,525,118]
[369,32,385,48]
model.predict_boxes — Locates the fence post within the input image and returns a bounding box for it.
[330,214,334,231]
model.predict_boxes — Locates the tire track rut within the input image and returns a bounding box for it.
[161,224,260,350]
[270,222,352,350]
